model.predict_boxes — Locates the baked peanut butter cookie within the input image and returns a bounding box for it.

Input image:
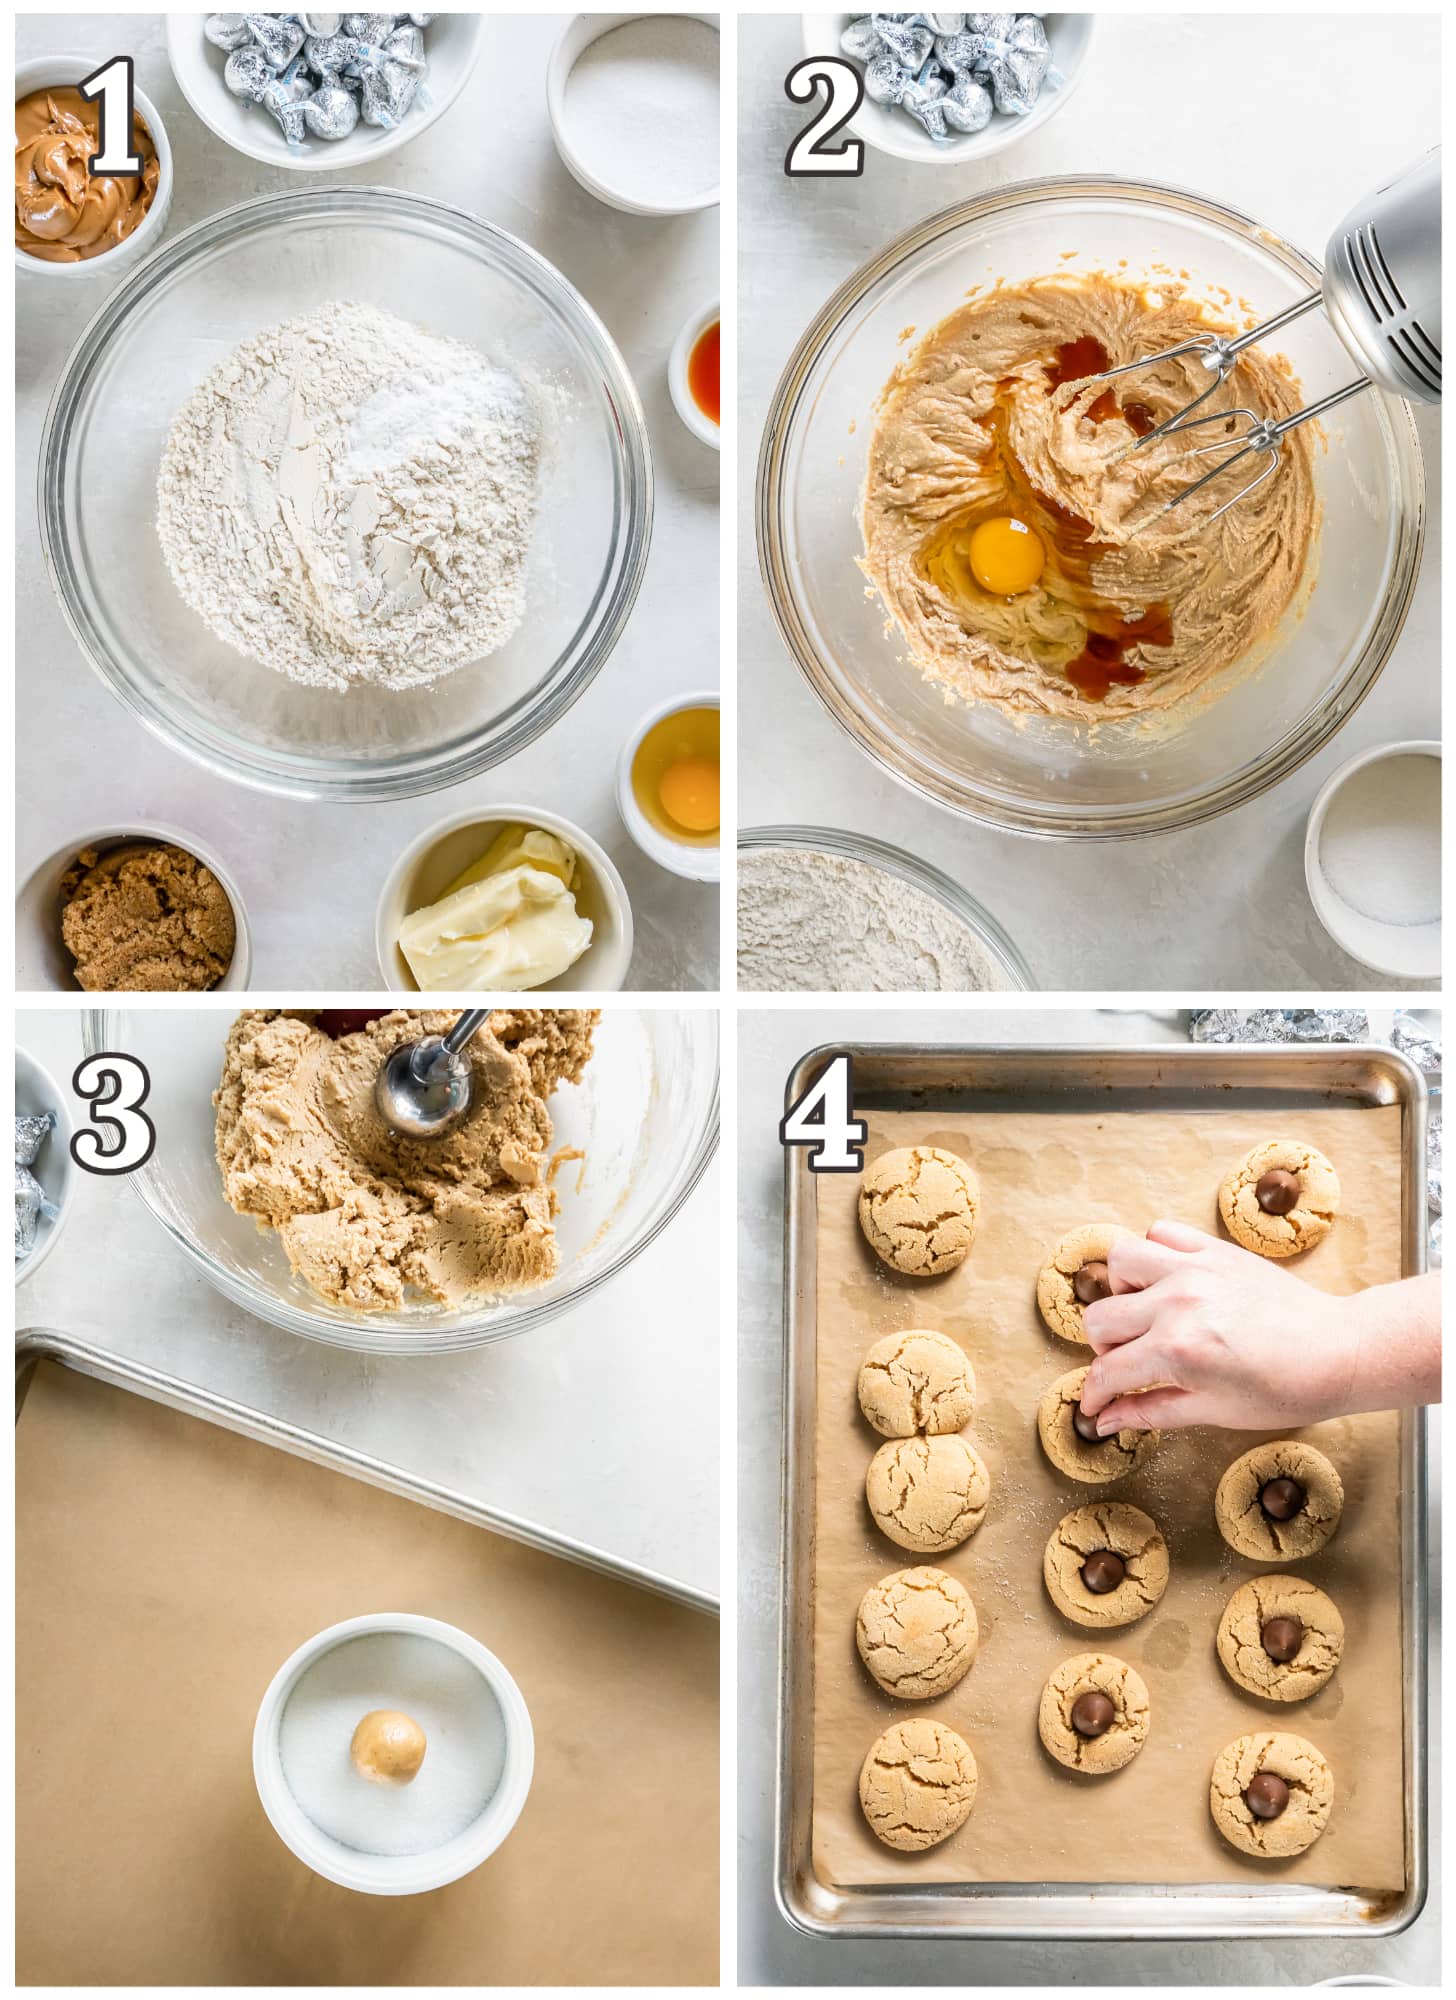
[1036,1223,1137,1343]
[858,1329,976,1438]
[1209,1731,1334,1858]
[1218,1140,1340,1258]
[866,1434,991,1553]
[859,1145,979,1277]
[1214,1440,1344,1561]
[1037,1364,1160,1484]
[856,1566,979,1700]
[1038,1652,1150,1774]
[1043,1501,1169,1628]
[859,1718,979,1852]
[1216,1575,1345,1702]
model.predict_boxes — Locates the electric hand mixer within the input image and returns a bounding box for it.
[1085,151,1441,529]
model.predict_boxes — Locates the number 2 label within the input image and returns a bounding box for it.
[783,58,865,178]
[780,1053,867,1172]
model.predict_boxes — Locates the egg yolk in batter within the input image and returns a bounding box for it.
[968,514,1046,596]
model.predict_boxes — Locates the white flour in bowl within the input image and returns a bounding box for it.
[737,846,1018,992]
[156,300,540,693]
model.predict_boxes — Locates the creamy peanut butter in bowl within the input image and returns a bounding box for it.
[14,57,173,277]
[758,177,1424,838]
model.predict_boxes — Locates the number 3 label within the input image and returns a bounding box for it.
[71,1053,155,1175]
[780,1053,867,1172]
[784,57,865,178]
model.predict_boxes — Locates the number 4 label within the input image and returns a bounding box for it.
[780,1053,867,1173]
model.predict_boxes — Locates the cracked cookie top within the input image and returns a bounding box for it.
[1042,1500,1169,1628]
[1036,1222,1137,1343]
[1038,1651,1151,1774]
[1209,1730,1334,1858]
[1218,1139,1340,1259]
[858,1329,976,1438]
[866,1434,992,1553]
[1037,1363,1161,1484]
[856,1566,979,1700]
[1216,1574,1345,1702]
[858,1718,979,1852]
[1213,1439,1344,1562]
[858,1145,979,1277]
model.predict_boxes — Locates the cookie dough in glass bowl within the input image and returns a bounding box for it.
[81,1007,717,1354]
[41,187,651,801]
[758,176,1423,837]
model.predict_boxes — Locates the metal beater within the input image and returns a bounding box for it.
[1087,151,1441,529]
[375,1008,490,1140]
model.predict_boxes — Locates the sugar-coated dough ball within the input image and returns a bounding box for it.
[350,1708,428,1786]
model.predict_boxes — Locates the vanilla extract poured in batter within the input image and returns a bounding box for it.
[919,334,1171,703]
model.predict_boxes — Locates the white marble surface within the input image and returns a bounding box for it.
[737,13,1441,991]
[17,1007,720,1603]
[17,12,720,991]
[738,1006,1441,1984]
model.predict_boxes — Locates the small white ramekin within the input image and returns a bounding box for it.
[252,1612,534,1898]
[165,14,485,172]
[15,1046,76,1286]
[15,823,252,994]
[547,13,720,216]
[377,805,634,993]
[615,692,720,884]
[15,56,174,279]
[668,300,719,449]
[1303,740,1441,981]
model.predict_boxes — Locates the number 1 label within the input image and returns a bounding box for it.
[80,56,143,176]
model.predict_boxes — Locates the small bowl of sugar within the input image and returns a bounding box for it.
[547,13,720,216]
[253,1613,534,1895]
[1304,740,1441,981]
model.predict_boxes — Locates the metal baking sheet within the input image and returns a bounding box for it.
[776,1042,1428,1941]
[17,1327,717,1618]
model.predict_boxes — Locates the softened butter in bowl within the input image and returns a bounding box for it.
[377,807,633,993]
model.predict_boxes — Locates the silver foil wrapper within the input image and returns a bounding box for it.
[16,1165,42,1260]
[1392,1009,1442,1081]
[839,11,1054,140]
[1188,1008,1372,1046]
[205,12,254,52]
[216,11,431,142]
[15,1112,53,1169]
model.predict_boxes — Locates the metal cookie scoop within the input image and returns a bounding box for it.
[375,1008,490,1140]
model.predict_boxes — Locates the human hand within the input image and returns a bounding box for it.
[1077,1220,1361,1433]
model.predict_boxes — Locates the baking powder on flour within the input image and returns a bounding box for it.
[737,847,1016,992]
[156,300,540,693]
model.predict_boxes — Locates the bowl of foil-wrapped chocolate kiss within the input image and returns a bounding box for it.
[167,11,485,170]
[801,12,1095,164]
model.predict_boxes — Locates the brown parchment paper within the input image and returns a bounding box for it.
[16,1363,718,1987]
[810,1102,1408,1893]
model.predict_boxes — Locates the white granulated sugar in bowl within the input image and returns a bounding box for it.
[738,847,1017,993]
[156,300,541,694]
[562,16,719,207]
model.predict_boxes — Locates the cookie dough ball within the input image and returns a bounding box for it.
[1043,1501,1169,1629]
[859,1146,978,1277]
[858,1718,979,1852]
[1037,1224,1137,1343]
[1218,1140,1340,1259]
[350,1709,427,1786]
[1038,1652,1151,1774]
[1216,1575,1345,1703]
[866,1434,991,1553]
[858,1329,976,1438]
[857,1567,979,1700]
[1209,1731,1334,1858]
[1037,1365,1160,1485]
[1214,1441,1344,1561]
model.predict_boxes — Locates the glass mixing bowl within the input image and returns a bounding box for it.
[757,176,1424,839]
[738,824,1034,990]
[82,1008,717,1355]
[42,187,652,801]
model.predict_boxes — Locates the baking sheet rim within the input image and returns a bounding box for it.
[773,1039,1428,1941]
